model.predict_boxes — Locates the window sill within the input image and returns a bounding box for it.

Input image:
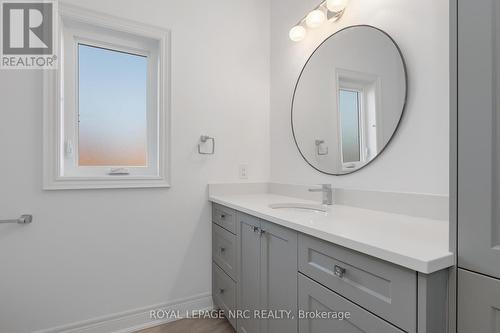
[43,177,171,190]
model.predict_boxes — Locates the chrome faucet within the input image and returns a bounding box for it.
[308,184,334,205]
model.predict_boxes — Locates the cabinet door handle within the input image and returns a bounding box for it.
[253,226,260,233]
[219,288,225,294]
[334,265,346,278]
[220,247,226,253]
[220,214,226,219]
[259,229,266,237]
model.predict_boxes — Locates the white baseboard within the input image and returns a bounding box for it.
[34,293,213,333]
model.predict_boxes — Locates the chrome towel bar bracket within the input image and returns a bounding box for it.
[0,215,33,224]
[315,139,328,156]
[198,135,215,155]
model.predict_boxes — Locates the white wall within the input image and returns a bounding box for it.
[0,0,270,332]
[271,0,449,194]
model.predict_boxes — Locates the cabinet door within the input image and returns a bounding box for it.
[458,0,500,279]
[260,221,298,333]
[237,213,261,333]
[458,269,500,333]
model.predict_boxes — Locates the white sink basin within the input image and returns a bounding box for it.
[268,203,327,213]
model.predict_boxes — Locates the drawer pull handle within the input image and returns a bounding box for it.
[334,265,346,278]
[220,214,226,219]
[220,247,226,253]
[219,288,225,294]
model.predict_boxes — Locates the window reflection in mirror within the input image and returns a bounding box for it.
[339,89,361,169]
[336,69,381,171]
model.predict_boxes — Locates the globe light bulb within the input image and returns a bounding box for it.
[326,0,349,13]
[305,9,326,29]
[289,25,306,42]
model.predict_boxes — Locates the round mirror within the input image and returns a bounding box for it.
[292,25,407,175]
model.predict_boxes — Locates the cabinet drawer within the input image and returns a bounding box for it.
[212,203,237,234]
[212,223,237,281]
[298,273,404,333]
[298,234,416,333]
[213,262,237,329]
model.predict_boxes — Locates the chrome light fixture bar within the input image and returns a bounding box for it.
[289,0,349,42]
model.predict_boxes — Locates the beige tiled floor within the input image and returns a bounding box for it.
[134,318,235,333]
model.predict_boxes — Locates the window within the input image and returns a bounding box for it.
[78,44,148,167]
[339,89,361,164]
[336,69,381,171]
[43,4,170,189]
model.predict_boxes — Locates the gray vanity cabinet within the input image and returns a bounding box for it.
[237,213,298,333]
[212,203,448,333]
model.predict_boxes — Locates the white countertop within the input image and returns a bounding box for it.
[209,193,454,274]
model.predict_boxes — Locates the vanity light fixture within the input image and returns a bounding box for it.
[305,9,327,28]
[289,25,307,42]
[289,0,349,42]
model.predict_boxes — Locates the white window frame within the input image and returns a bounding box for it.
[43,4,171,189]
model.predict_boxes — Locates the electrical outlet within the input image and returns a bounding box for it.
[239,164,249,179]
